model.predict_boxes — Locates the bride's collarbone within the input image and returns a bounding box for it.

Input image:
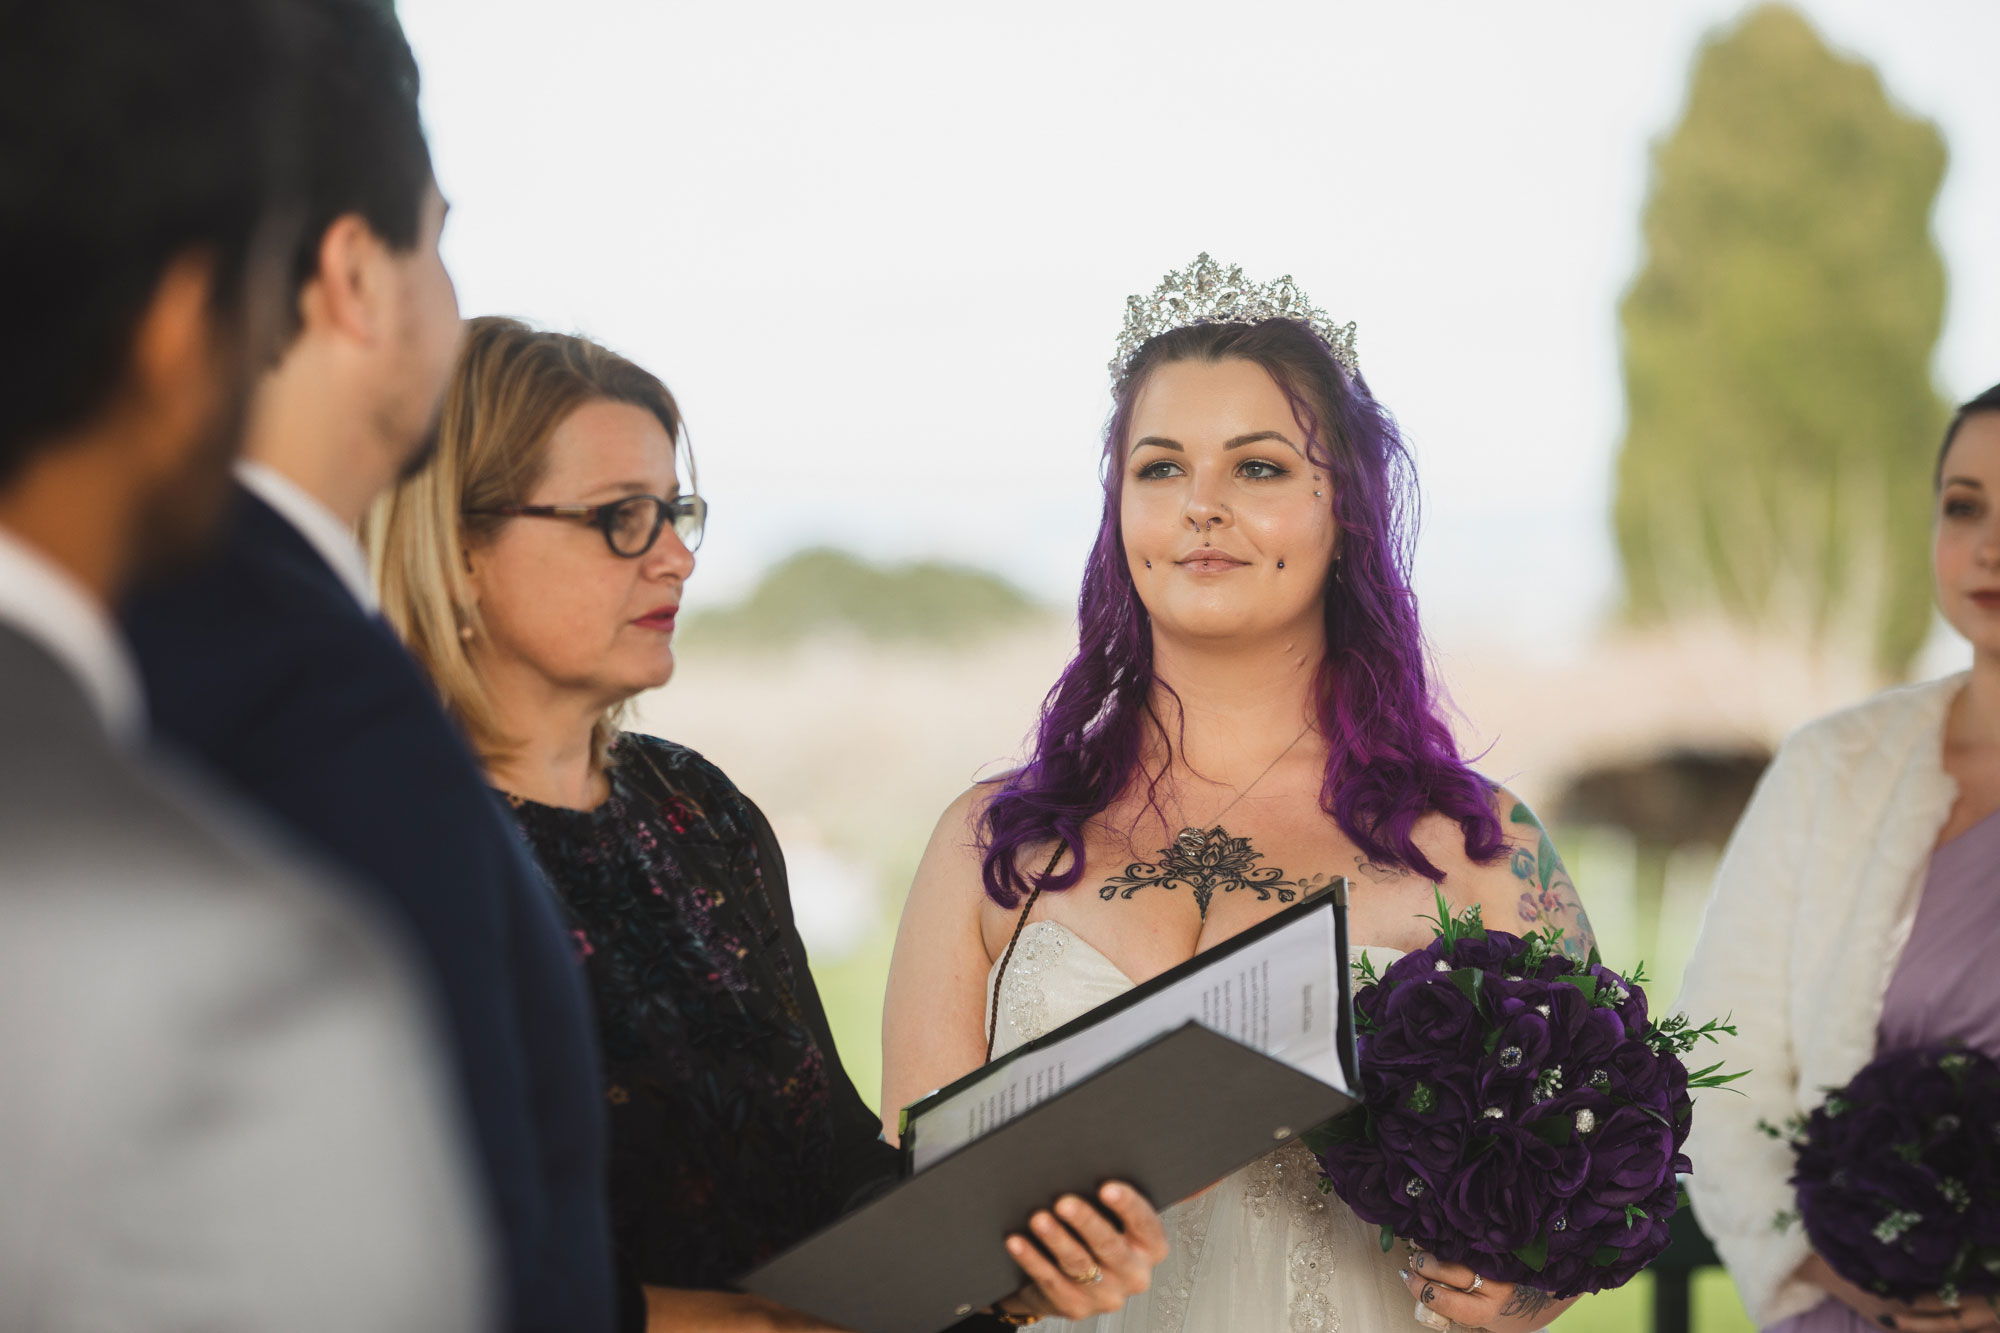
[986,824,1363,982]
[982,820,1450,975]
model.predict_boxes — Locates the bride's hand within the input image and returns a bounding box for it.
[1400,1248,1577,1332]
[996,1181,1171,1323]
[1797,1252,2000,1331]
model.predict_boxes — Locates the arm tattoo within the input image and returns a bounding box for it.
[1498,1285,1553,1320]
[1506,802,1597,964]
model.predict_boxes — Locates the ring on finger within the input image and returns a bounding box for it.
[1468,1273,1484,1294]
[1065,1264,1104,1286]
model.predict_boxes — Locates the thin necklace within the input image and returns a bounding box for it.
[1174,720,1314,854]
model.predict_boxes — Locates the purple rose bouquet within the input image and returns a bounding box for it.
[1304,890,1740,1299]
[1763,1044,2000,1305]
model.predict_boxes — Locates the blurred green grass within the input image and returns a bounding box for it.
[1551,1269,1756,1332]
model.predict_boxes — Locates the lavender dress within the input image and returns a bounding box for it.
[1769,808,2000,1331]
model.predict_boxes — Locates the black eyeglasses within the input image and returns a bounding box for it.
[466,493,707,557]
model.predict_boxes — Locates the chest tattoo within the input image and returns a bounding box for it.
[1099,826,1326,920]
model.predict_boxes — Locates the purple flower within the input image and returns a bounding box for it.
[1785,1045,2000,1301]
[1315,911,1707,1299]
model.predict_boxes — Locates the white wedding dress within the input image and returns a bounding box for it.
[986,923,1415,1333]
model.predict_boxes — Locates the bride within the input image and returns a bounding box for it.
[881,257,1594,1332]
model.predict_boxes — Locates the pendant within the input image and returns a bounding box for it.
[1175,825,1214,856]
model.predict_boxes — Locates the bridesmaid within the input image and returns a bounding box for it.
[1680,382,2000,1333]
[368,316,1168,1333]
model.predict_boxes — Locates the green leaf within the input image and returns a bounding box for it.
[1447,967,1485,1013]
[1513,1232,1550,1272]
[1592,1246,1622,1267]
[1568,973,1601,1007]
[1528,1116,1574,1149]
[1380,1223,1396,1253]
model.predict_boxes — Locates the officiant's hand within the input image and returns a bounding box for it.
[1797,1252,2000,1331]
[1401,1248,1578,1331]
[996,1181,1169,1323]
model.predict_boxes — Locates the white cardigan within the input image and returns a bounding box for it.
[1676,671,1965,1327]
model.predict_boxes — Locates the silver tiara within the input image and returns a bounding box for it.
[1109,252,1358,385]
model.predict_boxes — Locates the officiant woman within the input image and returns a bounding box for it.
[368,315,1168,1333]
[1680,383,2000,1333]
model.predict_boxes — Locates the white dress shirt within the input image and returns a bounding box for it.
[0,523,144,742]
[237,460,378,612]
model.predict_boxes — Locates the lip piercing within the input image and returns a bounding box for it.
[1144,560,1152,568]
[1277,560,1285,569]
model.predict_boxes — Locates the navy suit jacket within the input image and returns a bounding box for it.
[124,485,615,1333]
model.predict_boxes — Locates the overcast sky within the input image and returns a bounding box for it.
[397,0,2000,661]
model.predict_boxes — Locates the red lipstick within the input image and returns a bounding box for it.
[633,603,679,632]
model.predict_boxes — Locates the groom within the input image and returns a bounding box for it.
[121,2,614,1329]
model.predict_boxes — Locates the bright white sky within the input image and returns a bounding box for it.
[398,0,2000,658]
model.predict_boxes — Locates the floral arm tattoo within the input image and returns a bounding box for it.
[1507,801,1597,964]
[1498,1285,1554,1320]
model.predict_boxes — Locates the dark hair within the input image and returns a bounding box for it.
[977,319,1505,906]
[0,0,304,488]
[1936,382,2000,487]
[290,0,433,292]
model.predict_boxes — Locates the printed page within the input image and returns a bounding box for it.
[908,906,1344,1173]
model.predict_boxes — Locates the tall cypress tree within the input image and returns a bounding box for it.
[1613,4,1950,677]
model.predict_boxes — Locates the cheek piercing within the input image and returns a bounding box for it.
[1277,559,1285,569]
[1144,560,1152,568]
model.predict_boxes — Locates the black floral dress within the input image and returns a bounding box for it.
[502,733,896,1330]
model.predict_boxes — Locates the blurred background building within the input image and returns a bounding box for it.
[399,3,1998,1325]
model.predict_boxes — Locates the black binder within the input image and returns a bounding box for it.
[739,885,1359,1333]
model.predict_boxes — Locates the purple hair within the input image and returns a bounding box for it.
[977,318,1504,907]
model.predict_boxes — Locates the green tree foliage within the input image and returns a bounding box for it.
[1614,4,1949,677]
[683,547,1043,650]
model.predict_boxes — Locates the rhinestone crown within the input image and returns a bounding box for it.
[1110,252,1359,386]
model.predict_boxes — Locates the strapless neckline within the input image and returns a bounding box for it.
[989,918,1402,991]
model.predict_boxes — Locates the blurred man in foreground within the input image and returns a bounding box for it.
[0,1,488,1327]
[121,3,614,1328]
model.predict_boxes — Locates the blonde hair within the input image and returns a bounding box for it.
[366,315,686,768]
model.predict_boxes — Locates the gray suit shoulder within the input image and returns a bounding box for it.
[0,674,491,1331]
